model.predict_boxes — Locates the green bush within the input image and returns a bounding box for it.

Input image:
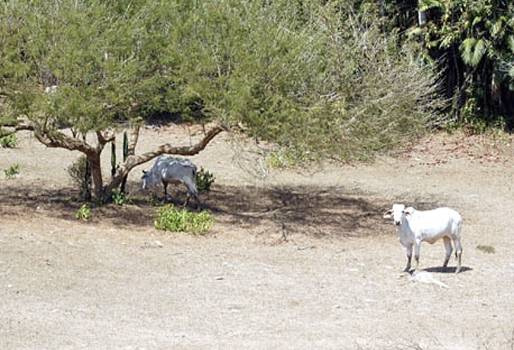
[154,205,213,234]
[4,164,20,179]
[75,204,91,221]
[195,167,215,193]
[0,134,17,148]
[111,189,128,206]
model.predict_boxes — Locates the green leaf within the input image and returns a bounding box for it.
[472,16,482,27]
[472,39,487,65]
[491,19,503,38]
[419,0,443,11]
[460,38,476,65]
[407,27,423,37]
[440,35,455,49]
[460,38,486,67]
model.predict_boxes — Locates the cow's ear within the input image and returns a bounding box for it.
[404,207,414,215]
[383,209,393,219]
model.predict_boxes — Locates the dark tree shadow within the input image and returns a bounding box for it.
[0,181,440,239]
[198,184,393,238]
[0,185,80,221]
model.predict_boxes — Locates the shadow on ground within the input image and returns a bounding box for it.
[202,184,393,238]
[0,181,438,238]
[423,266,473,274]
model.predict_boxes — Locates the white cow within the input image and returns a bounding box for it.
[384,204,463,273]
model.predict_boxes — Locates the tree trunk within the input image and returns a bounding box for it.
[482,60,493,121]
[82,134,92,201]
[82,157,92,201]
[111,140,117,178]
[88,152,104,200]
[120,131,130,193]
[417,0,427,26]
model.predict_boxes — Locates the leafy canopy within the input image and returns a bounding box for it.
[1,0,445,161]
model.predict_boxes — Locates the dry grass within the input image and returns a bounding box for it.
[476,244,496,254]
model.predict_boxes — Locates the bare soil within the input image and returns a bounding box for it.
[1,128,514,349]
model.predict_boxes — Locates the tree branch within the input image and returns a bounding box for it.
[127,125,224,167]
[105,125,225,193]
[96,129,116,152]
[0,120,35,137]
[34,128,95,155]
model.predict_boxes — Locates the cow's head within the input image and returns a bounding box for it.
[141,170,155,191]
[383,203,413,226]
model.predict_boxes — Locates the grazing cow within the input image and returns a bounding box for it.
[142,156,199,206]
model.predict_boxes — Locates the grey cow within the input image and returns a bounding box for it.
[142,156,199,206]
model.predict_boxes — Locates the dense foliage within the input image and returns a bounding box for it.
[385,0,514,128]
[0,0,454,200]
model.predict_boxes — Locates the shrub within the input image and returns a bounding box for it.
[0,134,17,148]
[154,205,213,234]
[67,156,88,187]
[75,204,91,221]
[4,164,20,179]
[111,189,128,206]
[67,156,91,200]
[195,167,215,193]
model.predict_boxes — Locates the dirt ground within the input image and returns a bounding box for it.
[1,127,514,350]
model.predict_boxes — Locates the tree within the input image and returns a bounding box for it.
[1,0,444,201]
[0,1,223,200]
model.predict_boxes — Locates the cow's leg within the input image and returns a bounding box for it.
[404,244,413,273]
[443,236,453,268]
[414,240,421,272]
[453,237,463,273]
[162,181,169,201]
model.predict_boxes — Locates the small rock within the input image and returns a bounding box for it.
[141,241,164,249]
[410,271,449,289]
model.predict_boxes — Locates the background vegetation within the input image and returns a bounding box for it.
[383,0,514,130]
